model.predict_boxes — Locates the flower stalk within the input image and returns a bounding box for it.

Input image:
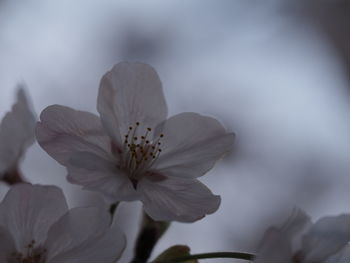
[109,202,120,217]
[131,212,170,263]
[154,251,255,263]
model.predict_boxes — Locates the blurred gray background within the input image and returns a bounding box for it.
[1,0,350,262]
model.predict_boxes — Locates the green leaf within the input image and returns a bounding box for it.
[153,245,198,263]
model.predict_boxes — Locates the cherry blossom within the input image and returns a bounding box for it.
[36,62,235,222]
[255,209,350,263]
[0,184,125,263]
[0,87,36,184]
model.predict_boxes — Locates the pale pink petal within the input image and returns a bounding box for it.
[256,209,311,263]
[0,184,68,251]
[301,214,350,262]
[137,176,220,222]
[281,209,311,240]
[154,112,234,178]
[256,227,293,263]
[0,87,36,175]
[46,207,125,263]
[36,105,113,166]
[97,62,168,146]
[326,245,350,263]
[67,152,139,201]
[45,207,109,258]
[0,226,16,262]
[49,223,125,263]
[279,208,311,254]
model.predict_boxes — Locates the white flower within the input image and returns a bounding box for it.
[255,209,350,263]
[0,184,125,263]
[0,87,36,184]
[36,62,235,222]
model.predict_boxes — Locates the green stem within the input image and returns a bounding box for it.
[130,213,170,263]
[156,252,255,263]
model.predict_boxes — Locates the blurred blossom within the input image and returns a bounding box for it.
[0,184,125,263]
[36,62,234,222]
[0,87,35,184]
[256,209,350,263]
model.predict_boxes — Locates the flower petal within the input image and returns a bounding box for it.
[0,87,36,175]
[325,245,350,263]
[50,224,125,263]
[256,227,293,263]
[67,152,139,201]
[256,209,310,263]
[0,226,16,262]
[280,208,311,241]
[46,207,125,263]
[154,112,234,178]
[137,176,220,222]
[301,214,350,262]
[97,62,168,146]
[36,105,113,166]
[0,184,68,251]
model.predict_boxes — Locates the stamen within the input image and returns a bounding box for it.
[120,123,165,181]
[12,240,46,263]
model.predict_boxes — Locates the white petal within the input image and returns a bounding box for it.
[46,207,125,263]
[0,87,36,175]
[137,176,220,222]
[280,208,311,244]
[36,105,113,166]
[0,226,16,262]
[67,152,139,201]
[154,112,234,178]
[97,62,168,146]
[0,184,68,251]
[325,245,350,263]
[256,227,293,263]
[50,225,125,263]
[301,214,350,262]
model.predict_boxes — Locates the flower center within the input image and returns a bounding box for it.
[11,240,46,263]
[121,122,164,182]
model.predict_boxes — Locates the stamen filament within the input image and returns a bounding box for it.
[120,123,164,181]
